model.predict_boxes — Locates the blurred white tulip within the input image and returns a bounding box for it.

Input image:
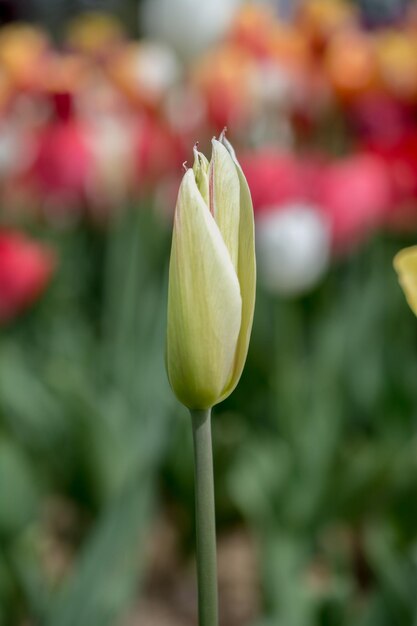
[256,203,330,296]
[164,84,206,135]
[132,42,181,102]
[0,122,35,177]
[85,113,136,211]
[139,0,241,59]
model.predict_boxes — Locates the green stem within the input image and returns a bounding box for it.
[190,408,218,626]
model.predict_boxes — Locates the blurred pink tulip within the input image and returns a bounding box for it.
[30,97,92,216]
[134,115,184,191]
[315,154,391,251]
[364,133,417,230]
[241,151,307,213]
[0,231,55,323]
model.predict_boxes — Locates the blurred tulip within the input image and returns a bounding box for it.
[164,83,206,138]
[66,12,124,58]
[297,0,358,51]
[140,0,241,60]
[349,95,414,144]
[267,22,311,73]
[0,231,54,323]
[230,4,276,57]
[0,118,32,179]
[193,44,256,131]
[316,154,391,250]
[134,115,183,191]
[324,30,378,101]
[0,24,49,90]
[256,202,330,296]
[241,151,306,213]
[130,42,181,104]
[375,30,417,102]
[41,52,88,97]
[248,62,294,147]
[85,112,136,214]
[167,136,255,409]
[109,41,181,108]
[31,112,92,218]
[393,246,417,316]
[0,70,12,114]
[365,133,417,230]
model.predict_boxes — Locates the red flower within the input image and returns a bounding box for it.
[241,150,307,213]
[315,154,391,251]
[33,121,91,201]
[348,95,415,145]
[134,115,183,190]
[30,95,92,216]
[0,231,55,323]
[363,133,417,230]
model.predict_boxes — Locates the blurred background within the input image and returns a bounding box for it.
[2,0,417,624]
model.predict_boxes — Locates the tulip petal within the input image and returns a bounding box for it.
[193,146,210,205]
[167,169,242,409]
[394,245,417,316]
[218,138,256,401]
[210,139,240,272]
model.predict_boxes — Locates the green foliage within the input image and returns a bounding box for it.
[2,214,417,625]
[0,207,175,625]
[165,234,417,625]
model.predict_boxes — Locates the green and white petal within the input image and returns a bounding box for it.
[218,137,256,402]
[193,146,210,206]
[167,169,242,409]
[209,139,241,272]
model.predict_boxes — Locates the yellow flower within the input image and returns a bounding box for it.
[166,136,256,409]
[393,246,417,315]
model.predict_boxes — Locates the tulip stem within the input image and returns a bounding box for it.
[190,408,218,626]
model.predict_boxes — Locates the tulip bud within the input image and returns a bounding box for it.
[393,246,417,316]
[166,136,256,410]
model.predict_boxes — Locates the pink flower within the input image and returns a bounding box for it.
[315,154,391,251]
[0,231,55,323]
[134,115,183,190]
[30,95,92,217]
[241,150,307,213]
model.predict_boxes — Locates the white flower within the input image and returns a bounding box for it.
[140,0,241,59]
[256,202,330,296]
[167,137,256,409]
[132,42,181,102]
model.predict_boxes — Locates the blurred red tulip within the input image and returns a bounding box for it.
[134,115,183,191]
[349,94,415,144]
[364,133,417,230]
[0,231,55,323]
[241,151,307,213]
[31,111,92,215]
[315,154,391,250]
